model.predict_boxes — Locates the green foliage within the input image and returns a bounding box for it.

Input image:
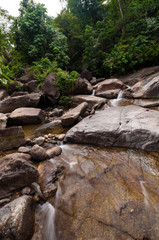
[49,30,70,68]
[29,57,58,84]
[0,59,13,88]
[12,0,69,66]
[59,95,72,108]
[14,83,22,91]
[56,69,79,95]
[104,35,159,75]
[56,69,79,108]
[54,11,84,71]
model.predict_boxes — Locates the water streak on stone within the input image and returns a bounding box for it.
[140,180,149,207]
[39,202,56,240]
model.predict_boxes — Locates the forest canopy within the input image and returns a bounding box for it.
[0,0,159,87]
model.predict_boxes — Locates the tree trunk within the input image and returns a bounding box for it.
[117,0,124,19]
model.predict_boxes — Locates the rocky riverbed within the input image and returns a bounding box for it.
[0,67,159,240]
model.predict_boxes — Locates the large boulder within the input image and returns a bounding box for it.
[0,113,7,129]
[24,80,38,93]
[120,65,159,86]
[71,95,106,110]
[38,160,65,198]
[132,75,159,99]
[0,93,41,113]
[71,77,93,95]
[95,78,125,99]
[0,195,35,240]
[80,68,93,81]
[0,126,26,151]
[65,105,159,152]
[19,74,32,83]
[61,102,88,127]
[42,73,60,104]
[54,144,159,240]
[0,153,39,199]
[9,107,45,125]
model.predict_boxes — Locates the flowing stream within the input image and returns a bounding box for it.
[25,92,159,240]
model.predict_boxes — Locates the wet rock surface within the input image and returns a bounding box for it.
[54,144,159,240]
[46,146,62,158]
[38,160,65,199]
[0,195,35,240]
[0,153,39,199]
[65,105,159,152]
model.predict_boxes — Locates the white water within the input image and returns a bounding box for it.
[110,90,124,107]
[55,182,62,208]
[140,181,149,207]
[61,157,78,169]
[92,89,96,96]
[117,90,124,99]
[38,202,57,240]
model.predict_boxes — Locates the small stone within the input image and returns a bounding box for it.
[30,144,47,162]
[57,134,65,141]
[48,133,52,138]
[46,146,62,158]
[33,136,45,146]
[18,146,30,153]
[21,187,32,195]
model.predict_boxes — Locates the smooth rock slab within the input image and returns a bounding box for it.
[9,107,45,125]
[0,126,26,151]
[0,195,35,240]
[0,153,39,199]
[54,145,159,240]
[0,93,41,113]
[134,99,159,108]
[65,105,159,152]
[61,102,88,127]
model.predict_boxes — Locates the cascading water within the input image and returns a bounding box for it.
[32,202,57,240]
[109,90,124,107]
[91,89,95,96]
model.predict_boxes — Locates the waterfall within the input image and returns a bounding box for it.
[33,202,57,240]
[117,90,124,100]
[110,90,124,107]
[91,89,95,96]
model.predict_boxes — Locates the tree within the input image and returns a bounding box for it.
[12,0,69,66]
